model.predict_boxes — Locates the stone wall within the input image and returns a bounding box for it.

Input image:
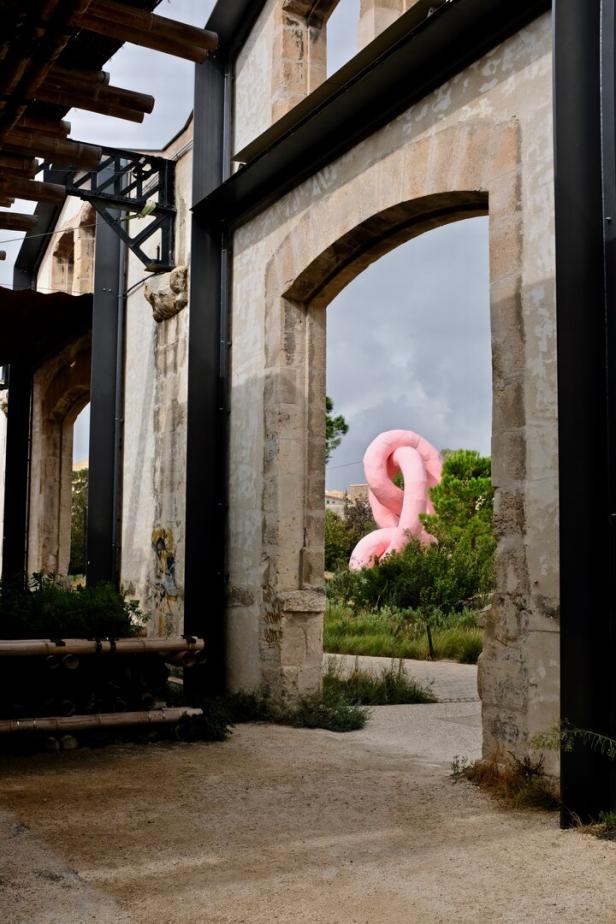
[226,8,559,760]
[119,122,192,637]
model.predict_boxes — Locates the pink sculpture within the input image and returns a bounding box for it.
[349,430,442,571]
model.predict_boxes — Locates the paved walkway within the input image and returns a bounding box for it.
[1,703,615,923]
[325,652,479,702]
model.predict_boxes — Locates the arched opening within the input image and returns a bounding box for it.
[70,403,90,578]
[321,216,490,753]
[28,339,91,577]
[326,0,360,75]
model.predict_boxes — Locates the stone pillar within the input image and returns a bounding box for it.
[275,2,328,121]
[358,0,404,49]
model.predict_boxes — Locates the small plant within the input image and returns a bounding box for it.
[323,657,435,705]
[452,749,560,812]
[224,683,369,732]
[0,573,146,639]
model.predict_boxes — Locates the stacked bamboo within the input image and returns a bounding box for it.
[0,0,219,231]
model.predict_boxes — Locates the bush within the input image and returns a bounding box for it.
[323,657,435,705]
[0,573,145,639]
[323,603,483,664]
[225,684,369,732]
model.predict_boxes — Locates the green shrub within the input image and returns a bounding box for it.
[225,685,368,732]
[0,573,145,639]
[323,658,435,705]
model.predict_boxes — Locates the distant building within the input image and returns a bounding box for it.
[325,489,346,517]
[348,483,369,503]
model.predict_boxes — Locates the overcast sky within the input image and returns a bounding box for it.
[1,0,490,474]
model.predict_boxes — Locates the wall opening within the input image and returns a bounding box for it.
[320,216,490,749]
[326,0,360,75]
[70,403,90,578]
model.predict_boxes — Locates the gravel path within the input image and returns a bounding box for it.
[1,700,616,923]
[325,652,479,702]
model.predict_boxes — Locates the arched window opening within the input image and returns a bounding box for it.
[326,0,360,75]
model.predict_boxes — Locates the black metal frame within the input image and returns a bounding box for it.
[554,0,616,823]
[86,210,126,588]
[59,147,176,272]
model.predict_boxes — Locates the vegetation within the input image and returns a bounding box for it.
[324,449,493,661]
[326,395,349,463]
[225,685,368,732]
[324,496,375,572]
[324,603,483,664]
[323,657,435,704]
[0,573,145,639]
[452,751,559,812]
[70,467,88,575]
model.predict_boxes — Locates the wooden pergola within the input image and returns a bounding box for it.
[0,0,219,232]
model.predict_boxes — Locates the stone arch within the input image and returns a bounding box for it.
[233,114,551,761]
[28,336,91,576]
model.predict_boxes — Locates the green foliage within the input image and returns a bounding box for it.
[324,496,376,572]
[324,603,483,664]
[532,721,616,761]
[325,509,352,572]
[0,573,145,639]
[224,680,368,732]
[70,467,88,575]
[323,657,436,705]
[326,395,349,463]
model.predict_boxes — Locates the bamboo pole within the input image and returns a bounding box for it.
[3,129,101,168]
[0,154,37,176]
[35,85,148,123]
[0,212,38,232]
[18,115,71,137]
[0,176,65,204]
[48,66,111,90]
[0,707,203,735]
[0,638,206,657]
[78,1,219,62]
[0,197,14,208]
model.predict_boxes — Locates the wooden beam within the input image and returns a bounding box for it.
[18,115,71,136]
[0,198,14,208]
[0,176,65,204]
[78,1,219,62]
[36,84,144,122]
[48,66,111,90]
[3,129,101,168]
[0,154,37,177]
[0,212,38,232]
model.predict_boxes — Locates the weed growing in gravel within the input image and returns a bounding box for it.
[323,658,436,705]
[451,750,559,812]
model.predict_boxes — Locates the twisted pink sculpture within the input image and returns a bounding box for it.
[349,430,442,571]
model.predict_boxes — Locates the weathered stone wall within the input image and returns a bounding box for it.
[226,8,559,761]
[119,122,192,637]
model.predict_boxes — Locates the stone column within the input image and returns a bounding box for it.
[358,0,404,49]
[275,2,328,121]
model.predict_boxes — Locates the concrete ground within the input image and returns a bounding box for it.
[1,666,615,922]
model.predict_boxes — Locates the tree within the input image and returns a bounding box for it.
[326,395,349,462]
[70,467,88,575]
[324,496,376,573]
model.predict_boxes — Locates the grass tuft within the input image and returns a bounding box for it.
[452,750,559,812]
[323,658,436,705]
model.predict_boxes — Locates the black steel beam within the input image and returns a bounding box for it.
[195,0,551,228]
[207,0,269,54]
[184,52,231,694]
[1,363,32,585]
[86,211,124,587]
[554,0,616,823]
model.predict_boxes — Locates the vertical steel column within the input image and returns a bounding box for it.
[554,0,616,823]
[86,212,124,587]
[184,51,232,693]
[1,363,32,585]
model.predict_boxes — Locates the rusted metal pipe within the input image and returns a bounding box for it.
[0,637,205,657]
[0,707,203,734]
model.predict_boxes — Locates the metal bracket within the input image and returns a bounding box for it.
[53,147,176,273]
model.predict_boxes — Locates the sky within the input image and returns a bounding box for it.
[2,0,491,475]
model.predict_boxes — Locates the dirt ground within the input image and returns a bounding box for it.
[1,700,615,923]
